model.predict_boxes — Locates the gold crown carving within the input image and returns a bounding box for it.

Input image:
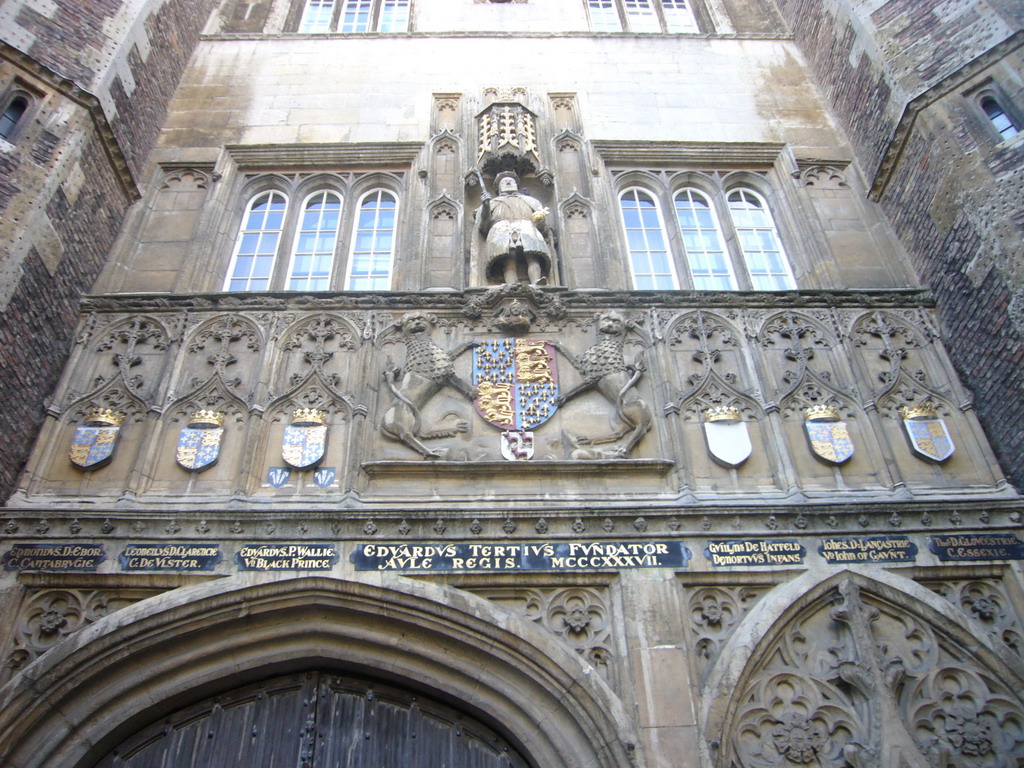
[292,408,326,426]
[803,403,840,422]
[85,407,125,426]
[188,410,224,428]
[899,402,938,420]
[704,406,743,423]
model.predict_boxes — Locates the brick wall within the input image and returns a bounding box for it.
[775,0,1024,488]
[0,0,220,501]
[0,133,131,497]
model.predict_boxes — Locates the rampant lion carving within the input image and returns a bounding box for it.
[380,312,476,459]
[553,311,653,459]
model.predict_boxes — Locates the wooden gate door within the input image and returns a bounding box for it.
[95,672,531,768]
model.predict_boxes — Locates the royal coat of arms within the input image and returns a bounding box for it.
[176,410,224,471]
[282,408,327,469]
[69,408,125,469]
[702,406,752,468]
[899,402,954,462]
[803,404,854,465]
[473,338,559,460]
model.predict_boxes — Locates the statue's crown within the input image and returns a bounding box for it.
[803,403,840,422]
[85,407,125,426]
[899,402,938,420]
[292,408,326,426]
[188,410,224,428]
[703,406,743,423]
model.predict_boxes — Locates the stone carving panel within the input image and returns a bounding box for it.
[714,579,1024,768]
[4,587,162,682]
[471,585,616,687]
[686,584,770,681]
[920,577,1024,658]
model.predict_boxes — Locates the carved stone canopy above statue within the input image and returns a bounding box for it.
[476,87,541,177]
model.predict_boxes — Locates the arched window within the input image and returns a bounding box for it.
[674,188,735,290]
[299,0,335,32]
[620,188,677,290]
[727,188,795,290]
[225,191,288,291]
[0,94,29,140]
[981,96,1019,140]
[288,190,342,290]
[346,189,397,290]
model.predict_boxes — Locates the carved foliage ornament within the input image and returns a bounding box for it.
[719,579,1024,768]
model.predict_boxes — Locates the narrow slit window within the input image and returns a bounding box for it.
[289,191,342,291]
[621,188,676,290]
[347,190,397,290]
[225,192,288,292]
[727,188,795,290]
[981,96,1019,140]
[0,95,28,140]
[675,188,735,290]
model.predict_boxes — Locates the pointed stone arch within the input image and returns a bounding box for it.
[702,568,1024,767]
[0,575,640,768]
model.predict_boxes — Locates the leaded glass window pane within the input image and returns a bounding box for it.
[623,0,659,32]
[675,188,735,290]
[289,191,342,291]
[299,0,335,32]
[662,0,697,32]
[588,0,621,32]
[0,96,28,139]
[727,188,795,290]
[621,189,676,290]
[379,0,410,32]
[340,0,372,32]
[226,192,287,292]
[347,190,397,290]
[982,96,1019,140]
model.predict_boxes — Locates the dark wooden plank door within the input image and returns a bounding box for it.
[95,672,529,768]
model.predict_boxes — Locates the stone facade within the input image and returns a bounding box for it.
[0,1,1023,767]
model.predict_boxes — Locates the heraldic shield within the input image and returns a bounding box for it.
[282,408,327,470]
[176,410,224,471]
[702,407,752,468]
[473,339,559,431]
[803,404,854,465]
[900,403,954,462]
[69,408,125,469]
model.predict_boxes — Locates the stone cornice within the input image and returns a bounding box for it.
[0,41,140,202]
[79,288,935,314]
[592,140,787,167]
[225,142,423,169]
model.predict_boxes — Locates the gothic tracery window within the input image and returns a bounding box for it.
[616,176,797,291]
[223,178,400,292]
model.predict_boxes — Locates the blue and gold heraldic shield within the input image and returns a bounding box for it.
[473,338,559,431]
[176,426,223,471]
[805,421,854,465]
[283,424,327,469]
[903,417,954,462]
[69,425,120,469]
